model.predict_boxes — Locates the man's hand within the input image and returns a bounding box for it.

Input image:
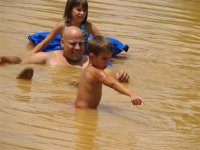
[115,70,130,83]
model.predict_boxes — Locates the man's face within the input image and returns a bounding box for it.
[62,32,84,61]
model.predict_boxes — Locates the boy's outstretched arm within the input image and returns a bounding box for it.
[98,71,143,105]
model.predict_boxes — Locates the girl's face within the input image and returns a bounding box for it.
[90,51,112,70]
[72,5,87,23]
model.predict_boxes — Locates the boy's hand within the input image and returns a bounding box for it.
[115,70,130,83]
[130,94,144,105]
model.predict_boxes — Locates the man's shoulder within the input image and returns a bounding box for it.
[82,55,89,61]
[49,50,63,55]
[32,51,48,57]
[47,50,64,58]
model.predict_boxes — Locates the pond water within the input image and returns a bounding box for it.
[0,0,200,149]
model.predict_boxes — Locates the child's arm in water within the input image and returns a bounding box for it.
[98,70,143,105]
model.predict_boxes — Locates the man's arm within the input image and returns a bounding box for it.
[104,68,129,83]
[21,52,47,65]
[0,56,22,64]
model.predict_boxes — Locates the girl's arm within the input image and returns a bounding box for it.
[31,21,65,54]
[86,22,100,36]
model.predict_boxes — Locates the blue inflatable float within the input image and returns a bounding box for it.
[28,32,129,57]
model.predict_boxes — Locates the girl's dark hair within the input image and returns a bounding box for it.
[63,0,88,26]
[88,36,114,56]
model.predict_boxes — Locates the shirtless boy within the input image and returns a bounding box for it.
[75,36,143,109]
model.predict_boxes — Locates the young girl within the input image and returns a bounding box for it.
[31,0,100,54]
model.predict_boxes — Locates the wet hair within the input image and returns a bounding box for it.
[63,0,88,26]
[88,36,114,56]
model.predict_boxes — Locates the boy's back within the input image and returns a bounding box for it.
[75,65,103,108]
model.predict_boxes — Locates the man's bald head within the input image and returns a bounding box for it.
[62,26,84,40]
[61,26,85,61]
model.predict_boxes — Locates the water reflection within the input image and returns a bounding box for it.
[15,80,32,102]
[74,109,99,150]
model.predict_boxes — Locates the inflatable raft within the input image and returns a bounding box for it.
[28,32,129,57]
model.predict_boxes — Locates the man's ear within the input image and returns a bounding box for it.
[61,39,64,48]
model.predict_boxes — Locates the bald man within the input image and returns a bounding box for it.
[21,26,89,68]
[0,26,88,68]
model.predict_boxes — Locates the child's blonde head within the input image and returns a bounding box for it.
[88,36,114,56]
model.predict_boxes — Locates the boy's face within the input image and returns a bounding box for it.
[91,51,112,70]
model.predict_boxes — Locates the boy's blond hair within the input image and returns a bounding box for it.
[88,36,114,55]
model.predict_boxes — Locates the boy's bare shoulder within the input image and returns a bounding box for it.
[86,66,106,78]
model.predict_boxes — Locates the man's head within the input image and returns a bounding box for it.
[88,36,114,70]
[61,26,85,61]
